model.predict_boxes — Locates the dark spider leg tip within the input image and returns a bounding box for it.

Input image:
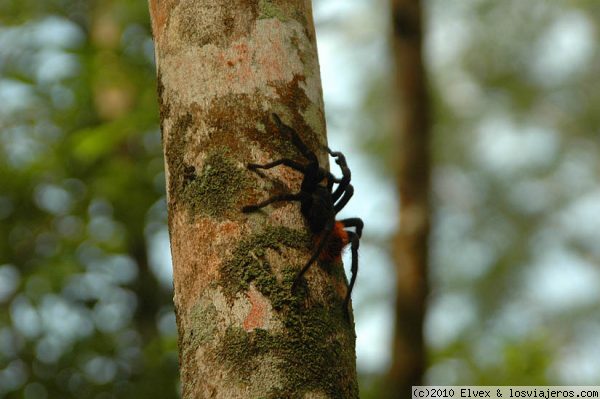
[271,113,282,124]
[327,147,344,160]
[241,205,258,213]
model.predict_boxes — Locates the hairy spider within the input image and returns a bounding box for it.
[242,114,363,316]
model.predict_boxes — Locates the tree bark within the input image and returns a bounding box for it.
[387,0,430,397]
[148,1,358,398]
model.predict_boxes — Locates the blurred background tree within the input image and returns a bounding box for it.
[347,0,600,394]
[423,0,600,385]
[2,0,600,398]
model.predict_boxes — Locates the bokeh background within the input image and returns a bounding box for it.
[2,0,600,397]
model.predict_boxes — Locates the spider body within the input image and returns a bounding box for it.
[242,114,363,316]
[303,185,334,232]
[316,221,350,262]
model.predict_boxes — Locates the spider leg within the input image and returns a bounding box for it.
[272,114,318,163]
[242,193,303,213]
[248,159,306,174]
[333,184,354,214]
[328,173,342,183]
[326,171,341,191]
[339,217,363,238]
[328,149,351,202]
[327,147,344,160]
[343,231,360,319]
[292,217,335,292]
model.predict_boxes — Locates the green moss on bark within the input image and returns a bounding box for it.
[220,226,310,309]
[217,327,273,382]
[216,308,357,398]
[182,147,250,218]
[258,0,287,20]
[217,226,358,398]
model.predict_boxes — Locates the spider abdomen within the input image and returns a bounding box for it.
[314,221,350,262]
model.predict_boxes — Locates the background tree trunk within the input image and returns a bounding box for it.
[148,1,359,397]
[387,0,431,397]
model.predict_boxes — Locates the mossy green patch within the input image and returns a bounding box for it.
[217,327,273,382]
[220,226,310,310]
[216,307,357,398]
[182,147,250,218]
[218,226,358,397]
[258,0,288,20]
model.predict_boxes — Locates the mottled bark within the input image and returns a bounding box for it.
[387,0,431,397]
[148,1,358,398]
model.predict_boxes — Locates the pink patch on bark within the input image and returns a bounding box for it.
[243,289,267,331]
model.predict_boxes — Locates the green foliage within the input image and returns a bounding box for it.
[0,1,178,397]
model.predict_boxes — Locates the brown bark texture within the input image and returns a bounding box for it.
[147,1,358,398]
[387,0,431,397]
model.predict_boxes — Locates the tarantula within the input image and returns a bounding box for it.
[242,114,363,316]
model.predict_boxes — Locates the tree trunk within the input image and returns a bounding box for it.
[148,1,359,398]
[387,0,431,397]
